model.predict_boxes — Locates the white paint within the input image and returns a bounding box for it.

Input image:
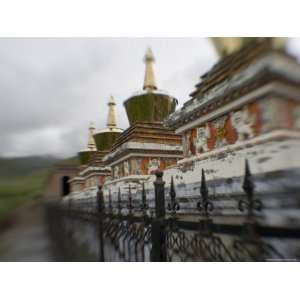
[67,133,300,202]
[68,176,84,183]
[105,174,151,185]
[100,134,300,198]
[170,53,300,127]
[79,166,110,176]
[160,139,300,188]
[176,130,300,166]
[148,158,160,174]
[103,141,182,162]
[195,124,210,153]
[230,107,255,141]
[175,82,300,134]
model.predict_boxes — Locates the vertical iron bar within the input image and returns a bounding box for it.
[242,159,254,220]
[201,169,209,219]
[170,176,176,210]
[168,176,179,218]
[154,171,166,219]
[108,188,113,214]
[140,182,148,261]
[197,168,214,235]
[151,170,167,262]
[118,187,122,215]
[141,182,148,217]
[128,184,133,215]
[97,185,105,262]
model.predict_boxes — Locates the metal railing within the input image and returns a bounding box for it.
[45,160,300,261]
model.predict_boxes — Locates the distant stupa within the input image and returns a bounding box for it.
[124,47,178,126]
[87,122,97,151]
[93,96,123,152]
[78,122,97,165]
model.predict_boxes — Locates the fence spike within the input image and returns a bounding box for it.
[142,182,146,206]
[108,188,112,213]
[118,187,122,214]
[96,185,105,213]
[128,184,133,214]
[168,176,179,216]
[142,182,146,200]
[200,169,208,202]
[198,169,214,220]
[170,176,176,200]
[241,159,261,220]
[96,185,105,261]
[242,159,254,197]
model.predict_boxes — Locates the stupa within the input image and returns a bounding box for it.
[102,48,183,195]
[68,97,123,199]
[93,95,123,151]
[67,38,300,210]
[157,38,300,201]
[123,48,177,125]
[78,122,97,165]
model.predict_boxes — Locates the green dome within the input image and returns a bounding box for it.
[124,92,177,126]
[93,130,122,151]
[78,149,94,165]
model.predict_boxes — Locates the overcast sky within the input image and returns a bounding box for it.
[1,38,300,158]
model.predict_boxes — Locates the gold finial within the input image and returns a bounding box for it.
[88,122,96,150]
[143,47,157,91]
[107,95,117,129]
[210,37,287,58]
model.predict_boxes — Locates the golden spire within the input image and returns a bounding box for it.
[107,95,117,129]
[87,122,96,150]
[143,47,157,91]
[210,37,287,58]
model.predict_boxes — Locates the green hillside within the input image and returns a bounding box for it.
[0,156,62,224]
[0,156,59,179]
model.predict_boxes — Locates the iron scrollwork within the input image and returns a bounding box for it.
[46,160,294,262]
[233,160,283,261]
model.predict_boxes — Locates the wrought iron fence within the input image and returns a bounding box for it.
[45,160,300,261]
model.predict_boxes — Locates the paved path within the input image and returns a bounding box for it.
[0,202,54,261]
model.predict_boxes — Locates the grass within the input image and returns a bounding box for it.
[0,169,50,224]
[0,155,78,226]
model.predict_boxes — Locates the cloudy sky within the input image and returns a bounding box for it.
[1,38,300,158]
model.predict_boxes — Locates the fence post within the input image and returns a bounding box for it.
[97,185,105,262]
[151,170,167,262]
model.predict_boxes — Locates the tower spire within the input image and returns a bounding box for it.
[107,95,117,129]
[87,122,96,150]
[143,47,157,91]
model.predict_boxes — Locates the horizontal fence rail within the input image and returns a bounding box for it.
[45,160,300,262]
